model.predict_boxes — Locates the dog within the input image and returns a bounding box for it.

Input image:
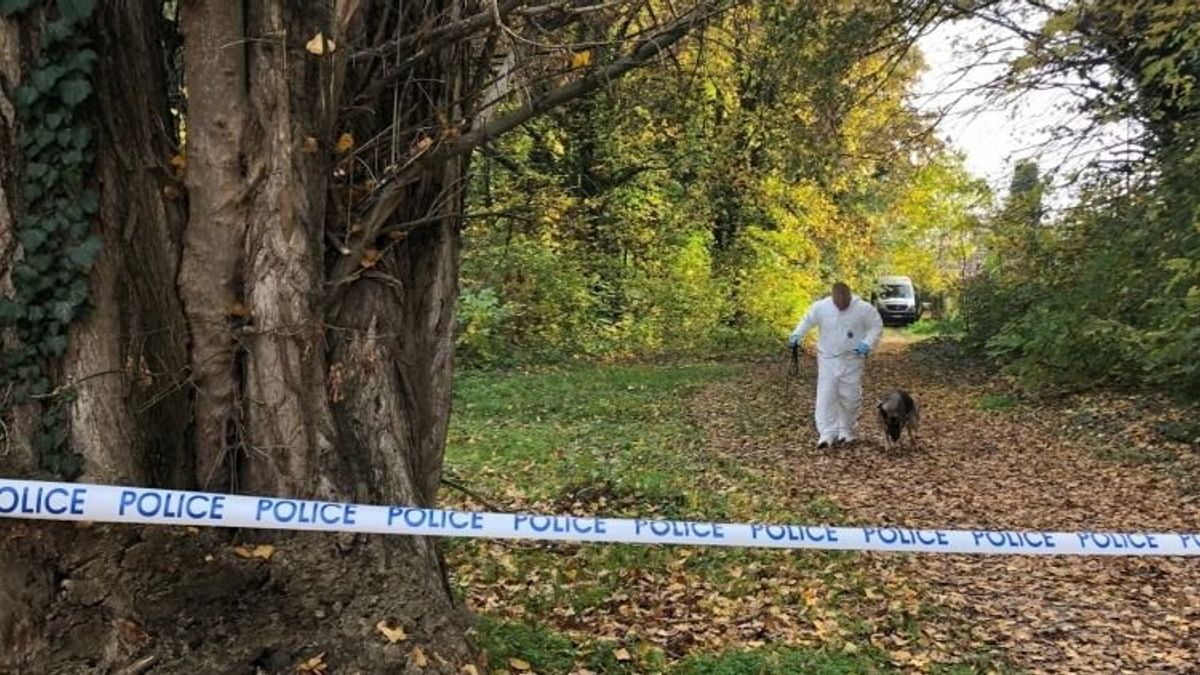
[877,389,920,450]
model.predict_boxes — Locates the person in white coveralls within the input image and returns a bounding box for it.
[787,282,884,448]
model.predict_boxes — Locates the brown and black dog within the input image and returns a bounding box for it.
[877,389,920,450]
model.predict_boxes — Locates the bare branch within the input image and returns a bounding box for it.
[325,3,723,308]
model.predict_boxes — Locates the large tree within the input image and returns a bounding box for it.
[0,0,723,671]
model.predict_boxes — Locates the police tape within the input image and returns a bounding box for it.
[2,477,1199,556]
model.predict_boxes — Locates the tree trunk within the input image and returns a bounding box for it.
[2,2,472,672]
[2,0,708,670]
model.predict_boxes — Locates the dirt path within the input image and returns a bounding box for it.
[690,335,1200,673]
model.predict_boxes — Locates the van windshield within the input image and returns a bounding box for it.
[881,284,913,299]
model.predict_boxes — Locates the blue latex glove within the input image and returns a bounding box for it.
[788,334,800,349]
[854,340,871,356]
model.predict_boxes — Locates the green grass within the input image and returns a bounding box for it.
[474,619,1024,675]
[1093,445,1179,466]
[672,647,893,674]
[446,362,745,516]
[475,619,884,674]
[973,393,1020,411]
[899,318,965,340]
[475,619,578,673]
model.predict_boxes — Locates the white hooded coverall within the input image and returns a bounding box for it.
[789,296,883,443]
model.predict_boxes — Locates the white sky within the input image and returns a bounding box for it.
[911,16,1138,203]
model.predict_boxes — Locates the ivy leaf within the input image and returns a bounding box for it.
[67,235,102,269]
[43,20,73,45]
[22,182,44,202]
[72,126,93,150]
[26,161,48,179]
[34,127,55,150]
[57,77,92,106]
[68,48,99,73]
[0,0,37,16]
[62,199,83,220]
[53,300,77,324]
[67,278,89,304]
[57,0,96,23]
[79,191,98,215]
[0,299,20,324]
[14,84,40,109]
[32,65,67,94]
[19,227,48,251]
[58,454,84,481]
[43,335,68,357]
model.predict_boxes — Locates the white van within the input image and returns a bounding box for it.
[872,275,921,326]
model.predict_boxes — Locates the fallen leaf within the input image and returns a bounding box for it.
[233,544,275,560]
[376,620,408,643]
[509,658,531,671]
[461,666,480,675]
[410,646,428,667]
[335,132,355,154]
[296,652,327,673]
[571,50,591,68]
[613,648,632,662]
[112,618,151,646]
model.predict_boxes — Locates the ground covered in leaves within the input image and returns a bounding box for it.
[442,330,1200,674]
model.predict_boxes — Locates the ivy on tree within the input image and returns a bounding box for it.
[0,0,101,478]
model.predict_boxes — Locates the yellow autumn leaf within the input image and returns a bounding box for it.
[360,248,381,269]
[410,646,428,667]
[335,132,355,154]
[306,32,336,55]
[509,658,531,671]
[233,544,274,560]
[296,652,327,673]
[613,648,632,662]
[571,50,591,68]
[375,620,408,643]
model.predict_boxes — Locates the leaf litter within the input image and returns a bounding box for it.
[689,336,1200,673]
[443,336,1200,673]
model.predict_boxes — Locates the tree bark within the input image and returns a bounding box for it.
[177,0,250,492]
[68,0,191,489]
[2,0,713,670]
